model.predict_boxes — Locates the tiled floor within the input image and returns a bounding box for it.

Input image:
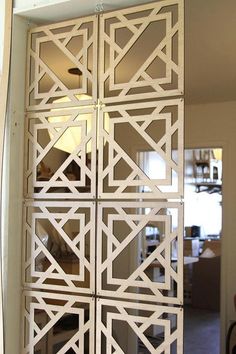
[184,306,220,354]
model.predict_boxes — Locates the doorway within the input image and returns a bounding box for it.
[183,148,222,354]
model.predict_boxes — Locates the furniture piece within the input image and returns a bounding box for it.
[192,256,221,311]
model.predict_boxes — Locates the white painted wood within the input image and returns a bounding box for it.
[0,1,13,353]
[97,201,183,305]
[25,108,97,199]
[2,14,30,354]
[99,0,184,103]
[22,2,184,353]
[26,15,98,111]
[96,298,183,354]
[98,99,184,199]
[22,290,95,354]
[23,201,95,293]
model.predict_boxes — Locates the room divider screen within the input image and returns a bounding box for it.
[22,1,184,353]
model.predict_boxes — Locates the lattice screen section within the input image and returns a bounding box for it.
[22,291,94,354]
[98,99,183,199]
[96,299,183,354]
[97,202,183,304]
[26,16,98,110]
[23,201,95,293]
[23,1,184,353]
[99,0,184,103]
[25,108,97,199]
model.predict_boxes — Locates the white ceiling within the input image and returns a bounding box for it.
[13,0,154,21]
[14,0,236,104]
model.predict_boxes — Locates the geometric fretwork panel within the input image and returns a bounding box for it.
[23,201,95,294]
[99,0,184,103]
[98,99,183,199]
[23,291,95,354]
[96,299,183,354]
[26,16,97,111]
[97,202,183,305]
[25,108,96,199]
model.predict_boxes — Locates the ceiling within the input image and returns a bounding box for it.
[14,0,236,105]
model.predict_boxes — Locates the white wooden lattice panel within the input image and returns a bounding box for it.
[97,202,183,304]
[26,15,98,111]
[98,99,184,199]
[96,298,183,354]
[22,291,95,354]
[23,201,95,293]
[25,108,96,199]
[23,2,184,352]
[99,0,184,104]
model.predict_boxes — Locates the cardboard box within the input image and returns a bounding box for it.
[184,239,200,257]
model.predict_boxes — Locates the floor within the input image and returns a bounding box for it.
[184,306,220,354]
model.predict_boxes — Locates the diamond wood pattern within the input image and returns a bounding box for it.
[98,99,184,199]
[99,0,184,104]
[26,15,98,111]
[97,202,183,304]
[22,291,95,354]
[23,201,95,293]
[96,299,183,354]
[25,108,96,199]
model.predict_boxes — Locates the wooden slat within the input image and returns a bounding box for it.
[0,1,13,353]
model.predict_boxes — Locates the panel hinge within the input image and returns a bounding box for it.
[95,2,104,13]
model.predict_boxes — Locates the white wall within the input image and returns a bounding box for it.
[0,0,5,73]
[185,100,236,351]
[2,15,28,354]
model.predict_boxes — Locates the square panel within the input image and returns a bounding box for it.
[23,201,95,294]
[98,99,183,199]
[26,15,98,111]
[25,108,96,199]
[99,0,184,103]
[97,202,183,304]
[22,291,94,354]
[96,299,183,354]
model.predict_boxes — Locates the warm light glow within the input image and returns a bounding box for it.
[213,148,222,161]
[48,94,109,154]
